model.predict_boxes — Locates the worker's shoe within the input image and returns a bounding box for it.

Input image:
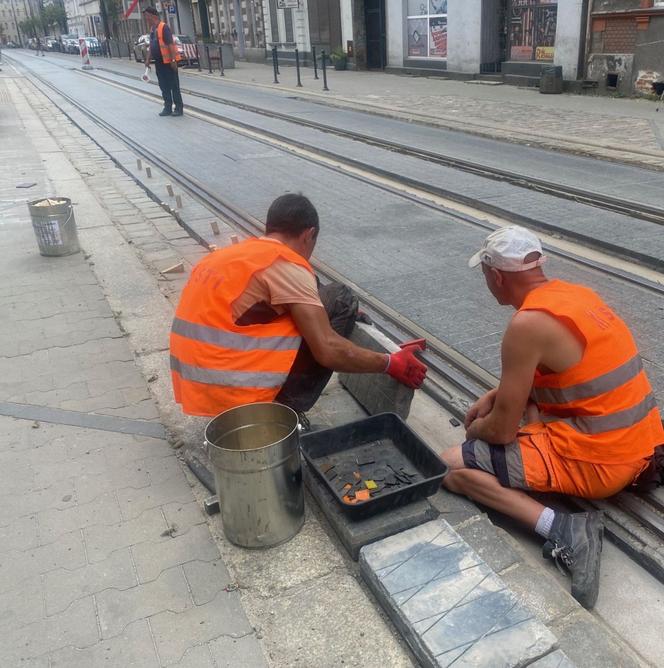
[172,107,184,117]
[542,511,603,609]
[159,107,172,116]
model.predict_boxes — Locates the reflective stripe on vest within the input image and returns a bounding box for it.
[169,237,315,415]
[542,393,657,435]
[170,356,287,388]
[532,354,643,405]
[172,317,301,352]
[157,22,181,63]
[521,279,663,463]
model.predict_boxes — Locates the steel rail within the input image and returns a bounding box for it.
[90,63,664,227]
[79,67,664,274]
[17,59,664,584]
[9,52,664,276]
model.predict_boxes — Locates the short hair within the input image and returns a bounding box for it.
[143,6,159,15]
[265,194,319,238]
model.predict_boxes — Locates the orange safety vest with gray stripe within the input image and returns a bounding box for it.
[521,279,664,464]
[170,237,313,416]
[157,22,181,64]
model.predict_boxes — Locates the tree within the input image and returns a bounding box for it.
[19,17,40,38]
[42,4,67,33]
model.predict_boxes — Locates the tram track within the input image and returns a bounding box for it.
[13,56,664,586]
[84,65,664,275]
[9,52,664,278]
[84,62,664,229]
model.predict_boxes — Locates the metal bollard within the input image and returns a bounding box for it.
[128,42,132,59]
[321,50,329,91]
[206,45,212,73]
[272,47,279,84]
[295,48,302,87]
[218,45,224,77]
[196,44,201,71]
[312,46,319,80]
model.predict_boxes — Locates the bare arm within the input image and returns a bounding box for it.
[289,303,388,373]
[465,313,541,444]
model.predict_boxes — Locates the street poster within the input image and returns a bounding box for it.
[407,18,427,58]
[429,16,447,57]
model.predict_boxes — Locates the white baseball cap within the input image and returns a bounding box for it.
[468,226,547,272]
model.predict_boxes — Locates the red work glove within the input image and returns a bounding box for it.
[384,339,428,389]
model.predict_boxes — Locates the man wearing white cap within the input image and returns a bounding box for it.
[441,226,663,609]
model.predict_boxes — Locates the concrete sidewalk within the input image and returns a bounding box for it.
[0,61,417,667]
[82,51,664,169]
[0,69,267,667]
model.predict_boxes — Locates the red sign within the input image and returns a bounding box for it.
[124,0,140,19]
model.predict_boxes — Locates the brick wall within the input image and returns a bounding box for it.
[603,16,638,51]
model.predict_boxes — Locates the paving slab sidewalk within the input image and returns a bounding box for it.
[0,71,267,667]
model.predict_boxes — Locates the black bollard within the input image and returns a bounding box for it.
[128,42,132,59]
[312,46,319,80]
[295,48,302,87]
[106,39,111,58]
[272,47,279,84]
[218,45,224,77]
[321,50,329,91]
[206,45,212,73]
[196,44,201,71]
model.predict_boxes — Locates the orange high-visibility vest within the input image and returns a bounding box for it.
[521,280,663,464]
[157,22,181,64]
[170,238,314,416]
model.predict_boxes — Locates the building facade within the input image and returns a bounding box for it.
[586,0,664,94]
[384,0,587,81]
[0,0,30,44]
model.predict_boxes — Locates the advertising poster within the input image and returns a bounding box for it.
[429,0,447,14]
[407,19,427,57]
[429,16,447,57]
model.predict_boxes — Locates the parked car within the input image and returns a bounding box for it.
[175,34,198,65]
[84,37,101,56]
[133,33,150,62]
[133,32,197,65]
[65,37,80,54]
[4,40,19,48]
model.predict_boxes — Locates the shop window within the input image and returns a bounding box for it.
[406,0,447,59]
[508,0,557,62]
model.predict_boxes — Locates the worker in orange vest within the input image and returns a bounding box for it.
[143,6,183,116]
[170,193,427,425]
[440,226,664,609]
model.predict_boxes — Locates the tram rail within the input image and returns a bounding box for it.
[9,51,664,277]
[13,56,664,586]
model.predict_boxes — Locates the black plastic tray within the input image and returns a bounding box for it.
[300,412,448,519]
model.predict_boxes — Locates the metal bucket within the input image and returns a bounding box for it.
[28,197,80,257]
[205,402,304,548]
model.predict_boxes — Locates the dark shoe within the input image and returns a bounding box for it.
[159,108,172,116]
[543,511,603,609]
[172,107,183,116]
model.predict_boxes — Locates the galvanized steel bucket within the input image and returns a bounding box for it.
[205,402,304,548]
[28,197,80,257]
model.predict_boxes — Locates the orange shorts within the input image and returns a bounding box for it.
[462,429,649,499]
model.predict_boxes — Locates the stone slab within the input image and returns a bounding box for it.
[303,460,438,560]
[359,519,557,667]
[530,650,576,667]
[338,322,414,419]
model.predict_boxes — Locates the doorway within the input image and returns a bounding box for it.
[365,0,385,69]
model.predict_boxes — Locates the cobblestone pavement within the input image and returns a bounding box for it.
[76,51,664,169]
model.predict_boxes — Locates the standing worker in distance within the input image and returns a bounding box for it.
[440,226,664,609]
[142,6,184,117]
[170,194,427,425]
